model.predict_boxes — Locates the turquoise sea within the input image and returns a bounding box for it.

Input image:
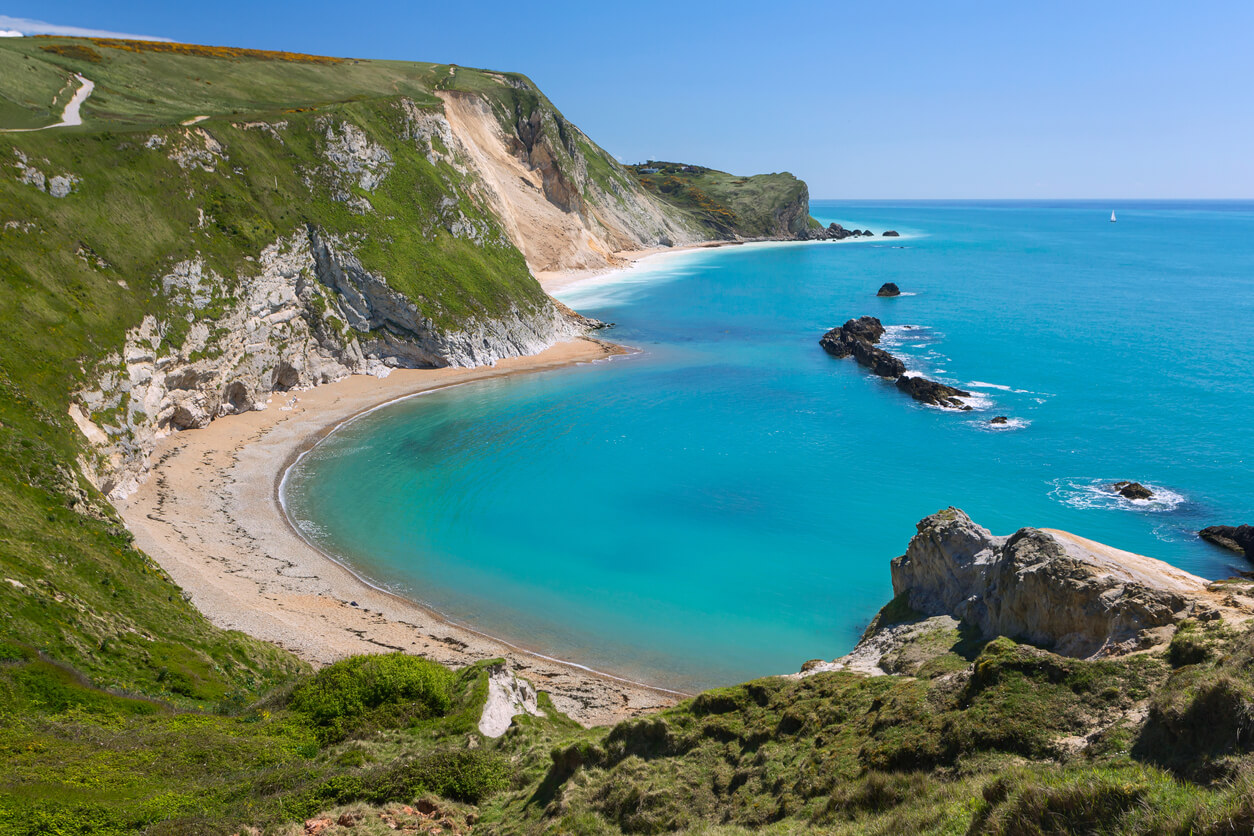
[282,201,1254,693]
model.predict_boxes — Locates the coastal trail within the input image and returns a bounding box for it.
[0,73,94,132]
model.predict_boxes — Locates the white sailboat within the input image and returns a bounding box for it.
[1110,210,1117,223]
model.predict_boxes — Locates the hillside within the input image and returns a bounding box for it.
[0,35,821,714]
[8,35,1254,836]
[628,161,817,239]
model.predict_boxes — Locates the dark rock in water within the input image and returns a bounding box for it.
[877,282,901,297]
[819,316,905,378]
[1111,481,1154,500]
[852,340,907,378]
[882,230,900,237]
[798,222,866,241]
[990,416,1009,424]
[896,375,973,410]
[820,316,885,353]
[1199,525,1254,559]
[860,230,875,237]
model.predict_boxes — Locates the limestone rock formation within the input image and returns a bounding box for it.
[1199,525,1254,559]
[895,374,973,409]
[1112,481,1154,500]
[890,508,1215,657]
[478,662,543,738]
[877,282,901,297]
[73,228,588,499]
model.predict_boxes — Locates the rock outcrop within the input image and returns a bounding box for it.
[478,662,543,738]
[890,508,1216,657]
[1200,525,1254,559]
[895,374,973,410]
[882,230,900,237]
[1112,481,1154,500]
[800,222,870,241]
[73,228,587,499]
[876,282,901,297]
[990,416,1008,424]
[820,317,974,409]
[819,317,905,378]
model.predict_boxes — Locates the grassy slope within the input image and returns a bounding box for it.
[0,40,550,711]
[8,37,1254,836]
[627,161,813,239]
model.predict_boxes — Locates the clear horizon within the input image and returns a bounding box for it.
[9,1,1254,199]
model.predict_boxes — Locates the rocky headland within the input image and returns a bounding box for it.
[802,508,1254,677]
[819,316,974,409]
[1200,524,1254,559]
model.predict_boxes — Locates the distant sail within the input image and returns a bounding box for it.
[1111,211,1117,223]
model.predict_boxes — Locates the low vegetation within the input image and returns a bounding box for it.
[628,161,811,238]
[6,36,1254,835]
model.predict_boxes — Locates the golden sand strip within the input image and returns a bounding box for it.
[117,337,682,726]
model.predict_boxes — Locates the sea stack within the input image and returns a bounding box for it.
[877,282,901,297]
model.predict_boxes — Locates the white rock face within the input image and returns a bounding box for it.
[74,228,585,499]
[478,662,543,738]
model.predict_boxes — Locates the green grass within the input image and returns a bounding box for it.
[10,34,1254,836]
[627,161,813,239]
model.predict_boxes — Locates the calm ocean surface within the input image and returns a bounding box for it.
[282,200,1254,692]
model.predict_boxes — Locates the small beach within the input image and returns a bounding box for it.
[117,336,684,726]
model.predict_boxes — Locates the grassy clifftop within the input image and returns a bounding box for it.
[628,161,815,239]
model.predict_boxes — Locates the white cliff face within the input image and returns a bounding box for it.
[74,228,584,500]
[478,662,543,738]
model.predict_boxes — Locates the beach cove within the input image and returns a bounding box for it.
[280,200,1254,693]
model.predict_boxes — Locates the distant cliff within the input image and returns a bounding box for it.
[627,161,816,239]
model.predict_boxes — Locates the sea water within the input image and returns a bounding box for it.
[282,201,1254,692]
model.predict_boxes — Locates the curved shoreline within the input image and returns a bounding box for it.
[272,375,689,699]
[118,337,685,726]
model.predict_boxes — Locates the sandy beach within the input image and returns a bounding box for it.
[117,336,684,726]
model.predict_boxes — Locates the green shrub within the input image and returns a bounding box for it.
[370,749,510,804]
[289,653,454,743]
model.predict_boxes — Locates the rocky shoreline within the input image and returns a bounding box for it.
[819,315,975,409]
[799,508,1254,677]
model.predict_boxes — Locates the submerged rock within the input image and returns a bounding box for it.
[876,282,901,297]
[1112,481,1154,500]
[895,375,972,410]
[1199,525,1254,559]
[990,416,1009,424]
[890,508,1216,657]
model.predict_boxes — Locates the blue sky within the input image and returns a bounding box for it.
[10,1,1254,198]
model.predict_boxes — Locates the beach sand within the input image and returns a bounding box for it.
[117,336,683,726]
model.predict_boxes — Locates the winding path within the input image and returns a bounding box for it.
[0,73,94,132]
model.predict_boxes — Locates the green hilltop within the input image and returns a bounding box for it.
[3,35,1254,836]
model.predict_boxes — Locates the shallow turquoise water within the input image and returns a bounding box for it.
[283,201,1254,693]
